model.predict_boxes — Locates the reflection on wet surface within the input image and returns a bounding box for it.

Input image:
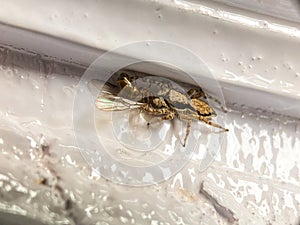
[0,45,299,224]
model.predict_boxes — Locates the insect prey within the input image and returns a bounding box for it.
[93,71,228,147]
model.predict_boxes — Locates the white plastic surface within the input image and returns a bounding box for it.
[0,0,300,117]
[0,0,299,224]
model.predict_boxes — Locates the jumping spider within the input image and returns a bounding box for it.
[95,71,228,146]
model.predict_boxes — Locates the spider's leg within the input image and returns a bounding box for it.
[182,120,191,147]
[206,94,228,113]
[179,113,228,132]
[142,104,174,126]
[147,110,175,126]
[198,115,228,131]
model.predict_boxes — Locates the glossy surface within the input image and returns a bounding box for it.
[0,45,299,224]
[0,0,299,117]
[0,0,300,224]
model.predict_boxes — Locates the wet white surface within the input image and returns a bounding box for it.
[0,45,299,225]
[0,0,300,224]
[1,0,300,113]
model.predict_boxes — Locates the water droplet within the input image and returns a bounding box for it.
[260,21,268,28]
[5,69,14,78]
[251,56,262,61]
[27,136,37,148]
[221,56,228,62]
[50,12,59,20]
[63,86,73,95]
[120,216,128,223]
[282,62,293,70]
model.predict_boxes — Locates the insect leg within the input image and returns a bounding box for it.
[95,94,145,111]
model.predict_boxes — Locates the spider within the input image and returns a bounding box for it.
[94,72,228,146]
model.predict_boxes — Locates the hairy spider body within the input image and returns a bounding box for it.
[96,72,228,146]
